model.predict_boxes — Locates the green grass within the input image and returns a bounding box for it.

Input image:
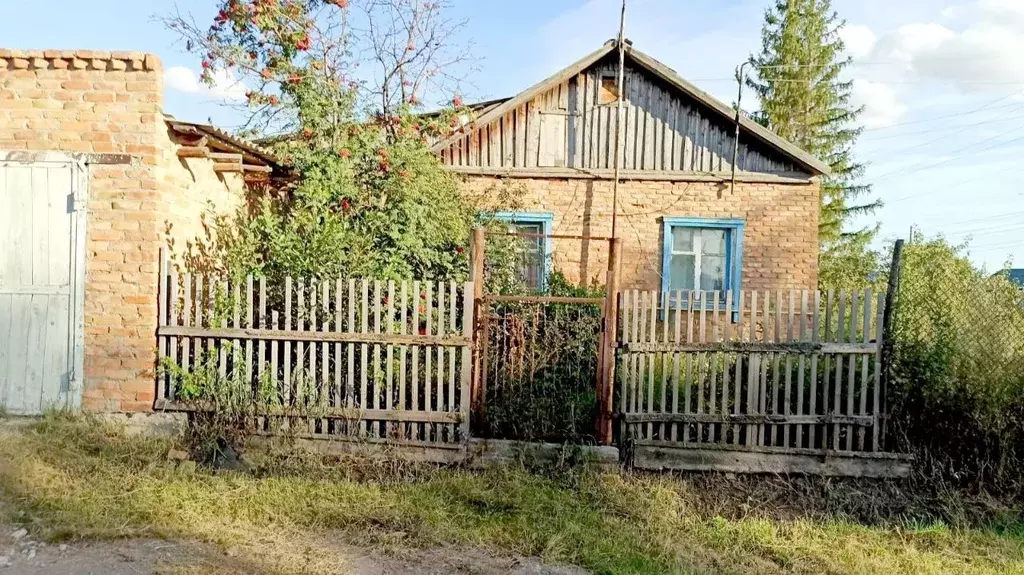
[0,416,1022,574]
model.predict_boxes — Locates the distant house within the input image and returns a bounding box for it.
[1000,269,1024,287]
[434,39,829,294]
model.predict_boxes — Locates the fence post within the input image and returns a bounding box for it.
[597,237,623,445]
[879,238,904,449]
[469,227,486,429]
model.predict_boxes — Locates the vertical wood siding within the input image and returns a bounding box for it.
[0,161,81,415]
[440,59,798,173]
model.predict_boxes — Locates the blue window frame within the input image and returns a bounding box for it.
[493,211,554,291]
[661,217,744,309]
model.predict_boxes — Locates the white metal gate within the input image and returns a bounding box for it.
[0,153,87,414]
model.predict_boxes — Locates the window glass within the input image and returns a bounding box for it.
[669,254,695,291]
[510,222,545,290]
[700,255,726,291]
[672,228,695,253]
[701,229,726,256]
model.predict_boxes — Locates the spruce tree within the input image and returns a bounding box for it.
[747,0,877,266]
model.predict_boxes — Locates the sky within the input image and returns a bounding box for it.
[2,0,1022,271]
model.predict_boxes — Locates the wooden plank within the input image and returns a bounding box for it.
[159,401,466,423]
[424,281,433,440]
[159,326,476,347]
[731,290,743,444]
[770,291,781,446]
[624,413,874,425]
[347,279,356,413]
[434,282,445,442]
[307,279,317,434]
[809,290,821,449]
[157,248,168,401]
[873,292,885,451]
[411,280,421,439]
[796,290,808,448]
[759,291,771,445]
[284,277,293,410]
[360,280,369,435]
[447,282,457,441]
[858,289,872,450]
[632,445,912,478]
[683,290,694,443]
[618,341,878,355]
[258,277,267,416]
[618,290,631,442]
[647,290,657,440]
[245,276,254,412]
[271,311,279,418]
[459,282,474,442]
[659,291,669,439]
[181,274,192,385]
[722,290,733,443]
[846,289,859,450]
[745,290,758,445]
[194,275,205,377]
[708,293,720,443]
[385,280,396,437]
[218,279,228,387]
[631,290,641,439]
[320,281,330,430]
[484,295,604,305]
[671,290,682,441]
[697,291,707,442]
[398,281,409,438]
[637,291,648,440]
[832,290,846,450]
[334,278,342,430]
[783,290,795,447]
[167,267,178,402]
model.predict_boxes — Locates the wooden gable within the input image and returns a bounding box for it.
[435,44,827,177]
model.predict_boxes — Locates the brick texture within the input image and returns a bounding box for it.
[462,176,820,291]
[0,50,244,413]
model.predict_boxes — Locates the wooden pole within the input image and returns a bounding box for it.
[597,237,623,444]
[469,227,486,427]
[610,0,626,240]
[879,238,904,449]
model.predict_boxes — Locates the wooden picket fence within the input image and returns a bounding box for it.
[155,251,475,445]
[619,288,886,455]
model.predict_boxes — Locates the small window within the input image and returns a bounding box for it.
[494,212,554,291]
[662,217,744,306]
[599,75,619,105]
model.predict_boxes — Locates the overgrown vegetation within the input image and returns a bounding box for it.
[481,272,605,443]
[1,416,1023,574]
[888,236,1024,497]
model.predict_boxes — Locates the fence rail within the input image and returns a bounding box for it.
[618,288,885,454]
[156,250,475,445]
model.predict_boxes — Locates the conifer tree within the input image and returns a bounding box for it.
[748,0,878,266]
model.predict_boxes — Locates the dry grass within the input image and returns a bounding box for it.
[0,415,1022,574]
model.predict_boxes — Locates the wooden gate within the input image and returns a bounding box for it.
[0,153,87,414]
[156,250,475,445]
[468,228,622,443]
[617,288,908,475]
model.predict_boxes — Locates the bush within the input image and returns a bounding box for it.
[888,237,1024,494]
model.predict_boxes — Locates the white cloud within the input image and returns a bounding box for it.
[851,79,907,127]
[840,24,877,59]
[164,65,248,102]
[861,2,1024,93]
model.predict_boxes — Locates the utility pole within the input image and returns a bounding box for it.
[730,60,752,196]
[610,0,626,240]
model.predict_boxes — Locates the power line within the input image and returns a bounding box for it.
[860,109,1024,144]
[866,127,1024,184]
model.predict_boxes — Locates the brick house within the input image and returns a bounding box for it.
[0,50,283,414]
[434,40,828,294]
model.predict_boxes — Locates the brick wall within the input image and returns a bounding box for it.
[0,50,244,413]
[462,176,820,291]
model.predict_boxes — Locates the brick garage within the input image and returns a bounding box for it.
[0,50,278,413]
[461,174,820,291]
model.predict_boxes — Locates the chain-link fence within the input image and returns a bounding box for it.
[889,238,1024,490]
